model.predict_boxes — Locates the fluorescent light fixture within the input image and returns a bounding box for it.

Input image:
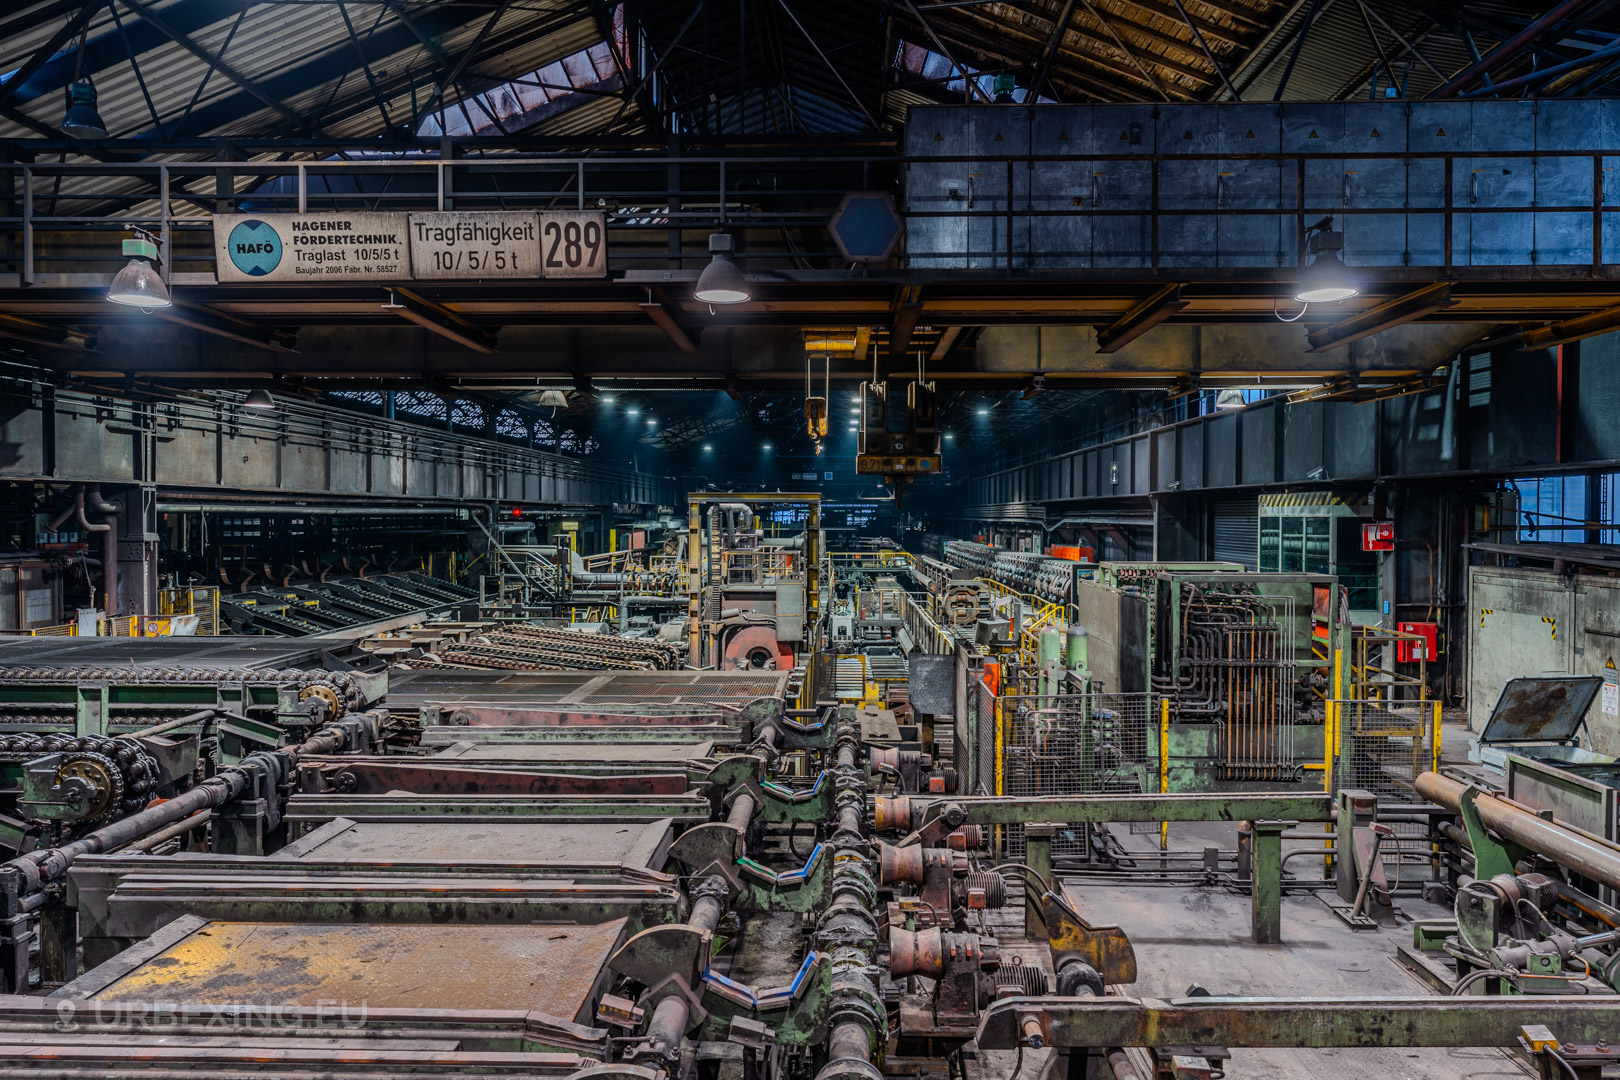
[694,233,750,304]
[627,408,640,416]
[976,407,988,416]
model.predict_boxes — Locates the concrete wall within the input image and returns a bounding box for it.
[1469,565,1620,756]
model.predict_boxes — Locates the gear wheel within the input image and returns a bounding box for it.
[55,751,125,824]
[299,683,343,717]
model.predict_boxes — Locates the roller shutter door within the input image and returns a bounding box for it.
[1211,499,1258,570]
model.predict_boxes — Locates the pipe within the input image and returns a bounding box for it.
[1432,0,1599,97]
[638,786,758,1066]
[125,709,214,740]
[562,547,630,585]
[1108,1049,1149,1080]
[16,725,348,889]
[86,488,119,615]
[45,487,80,533]
[1417,772,1620,892]
[85,487,122,515]
[119,808,212,854]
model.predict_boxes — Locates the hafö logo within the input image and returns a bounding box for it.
[228,219,282,276]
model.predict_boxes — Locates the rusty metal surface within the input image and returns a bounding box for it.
[434,742,711,763]
[93,920,627,1019]
[297,820,672,864]
[308,760,688,796]
[388,669,788,705]
[1478,675,1604,744]
[438,706,727,727]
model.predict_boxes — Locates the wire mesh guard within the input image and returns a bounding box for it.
[998,690,1154,856]
[1332,699,1437,800]
[1331,698,1440,880]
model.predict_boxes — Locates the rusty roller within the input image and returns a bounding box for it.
[1417,771,1620,892]
[874,795,911,831]
[889,926,996,980]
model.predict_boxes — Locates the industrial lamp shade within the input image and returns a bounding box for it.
[106,258,172,309]
[1214,388,1247,410]
[1294,251,1359,304]
[62,81,108,140]
[694,233,750,304]
[536,389,569,408]
[242,389,276,409]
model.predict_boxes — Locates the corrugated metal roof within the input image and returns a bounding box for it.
[4,0,1619,155]
[0,0,619,145]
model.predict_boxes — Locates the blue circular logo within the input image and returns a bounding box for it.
[227,219,282,276]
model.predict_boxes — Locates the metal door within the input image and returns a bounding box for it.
[1029,106,1093,268]
[1091,104,1156,268]
[1535,98,1604,266]
[1408,101,1472,267]
[1460,100,1536,266]
[1217,103,1284,267]
[1341,101,1411,266]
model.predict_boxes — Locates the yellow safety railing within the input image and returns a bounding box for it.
[827,549,915,575]
[897,590,955,654]
[159,586,221,635]
[13,621,76,637]
[981,578,1066,666]
[720,547,802,581]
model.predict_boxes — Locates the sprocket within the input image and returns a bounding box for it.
[55,751,125,823]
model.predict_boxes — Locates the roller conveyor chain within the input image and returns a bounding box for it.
[429,624,683,672]
[0,666,366,709]
[0,732,161,821]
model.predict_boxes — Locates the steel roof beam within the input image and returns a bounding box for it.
[385,288,499,354]
[1095,284,1188,353]
[0,1,103,113]
[1519,303,1620,351]
[148,302,298,353]
[1168,0,1242,98]
[0,312,96,352]
[640,299,699,353]
[1432,0,1602,96]
[933,3,1216,92]
[1305,282,1455,352]
[1031,0,1080,99]
[118,0,313,132]
[901,0,996,103]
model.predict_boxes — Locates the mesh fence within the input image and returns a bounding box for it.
[1331,698,1440,878]
[998,690,1155,856]
[1331,699,1438,799]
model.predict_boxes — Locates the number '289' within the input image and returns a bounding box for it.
[543,218,602,269]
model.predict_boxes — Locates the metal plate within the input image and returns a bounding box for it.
[92,920,626,1019]
[433,741,710,762]
[907,654,955,716]
[1479,675,1604,745]
[296,820,672,865]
